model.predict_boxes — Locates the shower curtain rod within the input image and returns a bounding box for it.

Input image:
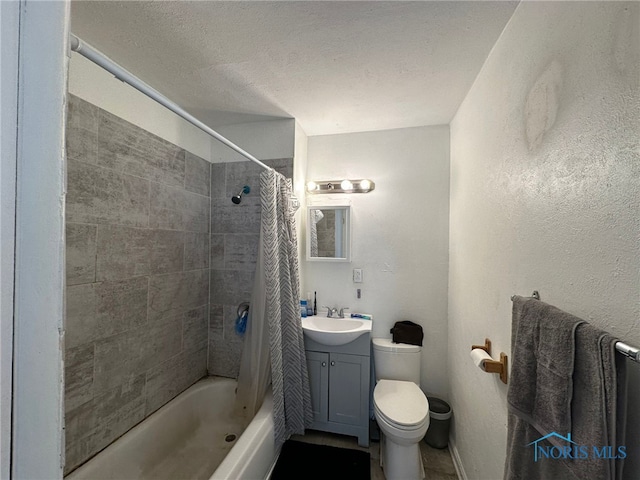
[69,34,273,172]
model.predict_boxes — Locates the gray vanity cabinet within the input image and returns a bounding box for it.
[306,350,329,420]
[304,334,370,447]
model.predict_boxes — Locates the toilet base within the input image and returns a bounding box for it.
[380,432,425,480]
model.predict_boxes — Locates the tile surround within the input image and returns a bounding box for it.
[207,158,293,378]
[209,269,254,306]
[95,225,151,281]
[184,232,210,271]
[148,270,209,321]
[149,181,210,233]
[97,107,186,187]
[185,152,212,196]
[210,199,262,234]
[64,95,210,474]
[224,234,260,270]
[66,158,150,228]
[66,283,99,349]
[94,276,149,337]
[65,344,95,412]
[66,94,98,164]
[145,346,207,415]
[66,223,97,285]
[65,94,294,472]
[183,306,209,353]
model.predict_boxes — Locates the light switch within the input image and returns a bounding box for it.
[353,268,363,283]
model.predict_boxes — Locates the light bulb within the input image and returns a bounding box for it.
[306,181,318,192]
[341,180,353,191]
[359,179,371,191]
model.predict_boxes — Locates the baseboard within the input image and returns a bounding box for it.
[448,436,468,480]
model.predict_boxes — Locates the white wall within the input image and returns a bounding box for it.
[448,2,639,479]
[69,54,213,161]
[70,52,296,166]
[0,2,20,477]
[12,0,70,477]
[294,121,309,266]
[210,119,295,163]
[304,126,450,397]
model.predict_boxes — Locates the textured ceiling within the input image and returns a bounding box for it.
[71,1,518,135]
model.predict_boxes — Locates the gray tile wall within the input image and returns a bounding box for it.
[208,158,293,378]
[65,95,209,474]
[65,93,294,473]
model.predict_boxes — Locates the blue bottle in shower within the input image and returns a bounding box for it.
[300,300,307,318]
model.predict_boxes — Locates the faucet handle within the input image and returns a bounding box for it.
[339,307,350,318]
[322,306,336,317]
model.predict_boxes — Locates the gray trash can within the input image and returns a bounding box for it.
[424,397,451,449]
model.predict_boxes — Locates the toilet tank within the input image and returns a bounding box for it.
[372,338,421,384]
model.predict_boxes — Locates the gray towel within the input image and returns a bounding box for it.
[508,296,585,439]
[570,324,627,480]
[505,417,574,480]
[504,298,628,480]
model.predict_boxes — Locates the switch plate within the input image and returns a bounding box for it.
[353,268,363,283]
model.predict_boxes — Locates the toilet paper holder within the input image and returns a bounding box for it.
[471,338,508,384]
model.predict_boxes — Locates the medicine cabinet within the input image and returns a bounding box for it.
[306,205,351,262]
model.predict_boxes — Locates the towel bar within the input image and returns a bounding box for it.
[510,292,640,364]
[616,341,640,363]
[510,290,539,301]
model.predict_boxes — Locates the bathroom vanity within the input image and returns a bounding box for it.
[304,333,370,447]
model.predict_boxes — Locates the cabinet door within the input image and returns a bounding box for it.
[306,351,329,421]
[328,353,369,426]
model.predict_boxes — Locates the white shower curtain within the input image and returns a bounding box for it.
[236,169,313,447]
[235,241,271,419]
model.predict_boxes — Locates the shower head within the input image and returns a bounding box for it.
[231,185,251,204]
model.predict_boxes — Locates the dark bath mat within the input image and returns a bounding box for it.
[271,440,370,480]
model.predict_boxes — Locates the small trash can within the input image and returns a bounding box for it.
[424,397,451,449]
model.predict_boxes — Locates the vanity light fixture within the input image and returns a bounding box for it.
[306,179,375,194]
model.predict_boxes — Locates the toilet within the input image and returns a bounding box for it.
[372,338,430,480]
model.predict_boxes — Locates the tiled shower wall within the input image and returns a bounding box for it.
[64,94,294,472]
[208,158,293,378]
[64,95,210,473]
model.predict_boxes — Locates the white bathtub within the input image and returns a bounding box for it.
[66,377,276,480]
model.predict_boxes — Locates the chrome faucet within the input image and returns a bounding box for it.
[323,306,350,318]
[324,306,338,317]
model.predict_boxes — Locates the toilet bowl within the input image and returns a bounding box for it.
[374,380,429,444]
[372,339,430,480]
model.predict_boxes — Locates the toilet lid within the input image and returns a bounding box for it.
[372,338,421,353]
[374,379,429,427]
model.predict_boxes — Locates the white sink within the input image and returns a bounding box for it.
[301,316,372,346]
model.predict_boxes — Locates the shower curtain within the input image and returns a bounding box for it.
[236,169,313,447]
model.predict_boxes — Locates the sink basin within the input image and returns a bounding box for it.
[301,316,372,346]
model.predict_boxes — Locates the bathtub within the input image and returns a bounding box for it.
[66,377,276,480]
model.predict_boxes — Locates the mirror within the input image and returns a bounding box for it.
[306,205,351,262]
